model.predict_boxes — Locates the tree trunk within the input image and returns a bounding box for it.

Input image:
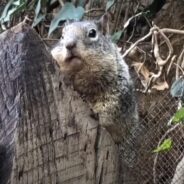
[0,23,120,184]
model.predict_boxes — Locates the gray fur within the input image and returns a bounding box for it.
[51,20,138,143]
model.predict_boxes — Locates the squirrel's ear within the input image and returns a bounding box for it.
[96,13,110,35]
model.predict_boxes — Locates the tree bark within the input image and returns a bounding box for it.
[0,23,120,184]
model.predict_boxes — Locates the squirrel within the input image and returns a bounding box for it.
[51,14,138,143]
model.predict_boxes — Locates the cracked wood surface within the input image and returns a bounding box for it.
[0,23,120,184]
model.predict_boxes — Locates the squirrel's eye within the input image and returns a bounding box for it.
[88,29,97,38]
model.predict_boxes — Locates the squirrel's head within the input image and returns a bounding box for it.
[51,14,118,75]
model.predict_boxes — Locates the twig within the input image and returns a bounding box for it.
[157,28,173,66]
[167,55,176,76]
[123,24,184,92]
[113,1,123,33]
[123,12,147,29]
[176,47,184,79]
[160,25,184,47]
[151,68,163,81]
[127,17,137,42]
[58,0,64,6]
[152,26,173,67]
[23,15,32,24]
[174,63,184,79]
[152,30,162,66]
[122,27,155,58]
[124,26,184,59]
[161,28,184,34]
[85,8,104,14]
[122,2,130,47]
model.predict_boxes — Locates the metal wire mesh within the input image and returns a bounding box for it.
[121,90,184,184]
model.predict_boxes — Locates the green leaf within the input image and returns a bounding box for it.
[32,14,45,27]
[13,0,20,6]
[35,0,41,18]
[49,2,84,36]
[3,6,17,22]
[14,1,26,13]
[170,77,184,98]
[32,0,45,27]
[172,107,184,123]
[153,138,172,153]
[0,0,14,22]
[106,0,115,11]
[111,30,123,43]
[0,0,26,23]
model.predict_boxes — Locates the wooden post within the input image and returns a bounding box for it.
[0,23,120,184]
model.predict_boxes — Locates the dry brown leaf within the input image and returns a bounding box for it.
[132,62,151,81]
[152,81,169,91]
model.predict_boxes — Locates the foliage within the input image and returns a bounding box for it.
[32,0,46,27]
[152,80,184,154]
[0,0,86,35]
[111,30,123,43]
[48,2,84,35]
[154,79,184,155]
[0,0,163,42]
[172,107,184,123]
[170,77,184,98]
[0,0,26,25]
[106,0,115,11]
[0,0,138,40]
[170,78,184,124]
[153,138,172,153]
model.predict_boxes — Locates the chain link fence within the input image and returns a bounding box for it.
[120,89,184,184]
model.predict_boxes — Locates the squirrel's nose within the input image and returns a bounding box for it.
[65,41,76,50]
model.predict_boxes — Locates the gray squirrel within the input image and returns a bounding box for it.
[51,14,138,143]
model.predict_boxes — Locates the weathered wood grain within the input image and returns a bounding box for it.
[0,23,119,184]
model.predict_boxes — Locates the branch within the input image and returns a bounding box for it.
[123,26,184,59]
[122,27,155,58]
[157,28,173,66]
[167,55,176,76]
[58,0,64,6]
[85,8,104,14]
[123,24,184,92]
[162,28,184,34]
[175,46,184,79]
[123,12,146,29]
